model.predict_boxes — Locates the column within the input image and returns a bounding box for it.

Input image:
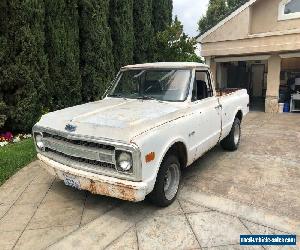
[208,58,218,89]
[266,55,281,113]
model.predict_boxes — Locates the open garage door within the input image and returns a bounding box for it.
[216,60,267,111]
[280,57,300,112]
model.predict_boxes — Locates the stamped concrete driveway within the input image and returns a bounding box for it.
[0,112,300,250]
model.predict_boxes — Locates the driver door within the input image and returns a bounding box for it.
[190,71,222,159]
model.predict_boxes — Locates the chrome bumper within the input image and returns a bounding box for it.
[38,154,147,202]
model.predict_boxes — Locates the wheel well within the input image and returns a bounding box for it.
[235,110,243,122]
[165,142,187,169]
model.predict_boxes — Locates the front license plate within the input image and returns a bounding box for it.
[63,174,80,190]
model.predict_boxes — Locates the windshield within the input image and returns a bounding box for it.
[108,69,191,102]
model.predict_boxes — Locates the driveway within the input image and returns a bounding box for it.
[0,112,299,249]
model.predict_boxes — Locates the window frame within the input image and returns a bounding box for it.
[278,0,300,21]
[192,70,214,102]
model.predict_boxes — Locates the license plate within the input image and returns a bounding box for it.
[63,174,80,190]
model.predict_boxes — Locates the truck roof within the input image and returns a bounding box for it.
[122,62,209,70]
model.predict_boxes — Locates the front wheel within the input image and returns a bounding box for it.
[220,117,241,151]
[148,154,181,207]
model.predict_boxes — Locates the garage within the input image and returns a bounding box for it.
[215,57,269,111]
[280,56,300,112]
[198,0,300,113]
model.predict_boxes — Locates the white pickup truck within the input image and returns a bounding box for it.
[33,62,249,207]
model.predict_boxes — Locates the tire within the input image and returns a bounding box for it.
[221,117,241,151]
[148,154,181,207]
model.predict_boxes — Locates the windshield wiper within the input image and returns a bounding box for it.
[108,94,127,99]
[137,95,156,100]
[136,95,164,103]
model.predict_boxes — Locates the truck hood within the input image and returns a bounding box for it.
[36,98,185,143]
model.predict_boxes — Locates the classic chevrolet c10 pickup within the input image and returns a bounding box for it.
[33,62,249,207]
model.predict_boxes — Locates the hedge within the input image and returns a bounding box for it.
[0,0,173,132]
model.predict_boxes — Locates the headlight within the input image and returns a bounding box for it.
[34,132,45,151]
[116,151,133,172]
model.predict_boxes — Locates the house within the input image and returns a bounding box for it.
[198,0,300,112]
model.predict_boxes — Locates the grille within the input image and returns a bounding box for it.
[46,148,115,170]
[43,132,115,151]
[41,132,116,172]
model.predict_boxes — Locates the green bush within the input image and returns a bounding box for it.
[0,101,7,128]
[0,0,174,132]
[133,0,155,63]
[0,0,49,132]
[79,0,115,102]
[45,0,82,111]
[152,0,173,33]
[109,0,134,72]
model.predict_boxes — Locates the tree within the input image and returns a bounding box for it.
[79,0,114,102]
[152,0,173,61]
[0,102,6,128]
[198,0,228,34]
[152,0,173,33]
[227,0,248,10]
[0,0,49,131]
[156,17,202,62]
[0,0,8,87]
[45,0,82,110]
[198,0,249,34]
[133,0,155,63]
[0,1,9,129]
[109,0,134,72]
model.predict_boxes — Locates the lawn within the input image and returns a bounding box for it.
[0,138,36,186]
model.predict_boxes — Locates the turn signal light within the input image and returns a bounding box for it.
[145,152,155,163]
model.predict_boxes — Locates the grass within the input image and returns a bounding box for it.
[0,138,36,186]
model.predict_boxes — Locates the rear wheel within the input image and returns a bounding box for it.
[149,154,181,207]
[221,117,241,151]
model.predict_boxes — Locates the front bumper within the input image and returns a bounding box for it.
[38,154,147,202]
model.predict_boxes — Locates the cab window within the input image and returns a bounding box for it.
[192,71,213,101]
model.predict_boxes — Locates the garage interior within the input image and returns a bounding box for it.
[215,56,300,112]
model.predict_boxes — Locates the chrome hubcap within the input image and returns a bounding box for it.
[164,163,180,201]
[234,123,240,145]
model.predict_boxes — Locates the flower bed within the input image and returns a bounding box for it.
[0,132,32,147]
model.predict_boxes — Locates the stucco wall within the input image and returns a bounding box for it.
[200,0,300,50]
[202,8,250,43]
[251,0,300,34]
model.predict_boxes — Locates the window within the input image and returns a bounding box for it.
[278,0,300,20]
[192,71,213,101]
[109,69,191,102]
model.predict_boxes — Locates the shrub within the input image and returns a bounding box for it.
[109,0,134,72]
[45,0,82,110]
[0,0,49,132]
[79,0,115,102]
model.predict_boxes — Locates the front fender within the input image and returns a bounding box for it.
[131,126,189,195]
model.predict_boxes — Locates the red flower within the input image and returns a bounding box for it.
[0,132,13,142]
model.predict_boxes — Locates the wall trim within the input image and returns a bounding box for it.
[215,55,270,62]
[249,28,300,38]
[280,52,300,58]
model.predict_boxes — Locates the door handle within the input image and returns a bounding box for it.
[214,104,222,110]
